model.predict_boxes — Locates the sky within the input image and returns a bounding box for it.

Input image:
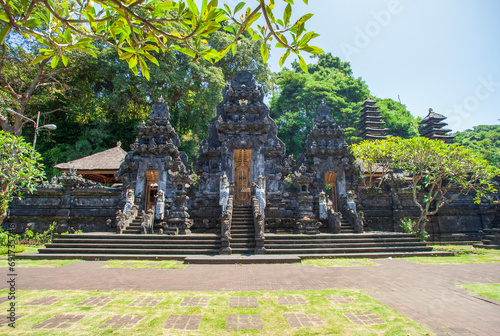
[222,0,500,132]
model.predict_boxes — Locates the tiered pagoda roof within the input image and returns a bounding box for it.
[420,109,454,142]
[357,98,389,140]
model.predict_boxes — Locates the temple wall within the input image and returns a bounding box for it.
[358,188,495,241]
[4,186,121,234]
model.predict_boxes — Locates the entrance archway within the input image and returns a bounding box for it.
[145,171,158,210]
[234,149,251,205]
[325,172,338,211]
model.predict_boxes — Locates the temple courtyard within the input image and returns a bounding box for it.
[2,248,500,335]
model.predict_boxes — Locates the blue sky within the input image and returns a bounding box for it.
[223,0,500,132]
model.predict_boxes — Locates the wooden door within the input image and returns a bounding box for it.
[234,149,251,205]
[325,172,338,211]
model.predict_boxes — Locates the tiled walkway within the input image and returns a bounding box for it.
[7,259,500,335]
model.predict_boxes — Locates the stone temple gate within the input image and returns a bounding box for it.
[111,70,364,239]
[7,71,497,258]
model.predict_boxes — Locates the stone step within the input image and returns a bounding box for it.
[265,233,417,239]
[265,241,428,249]
[265,237,421,243]
[266,246,433,254]
[52,238,221,244]
[39,248,221,255]
[45,243,221,249]
[52,234,219,240]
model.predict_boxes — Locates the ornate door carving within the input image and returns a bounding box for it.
[325,172,338,211]
[234,149,251,205]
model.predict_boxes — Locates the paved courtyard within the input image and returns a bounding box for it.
[4,258,500,335]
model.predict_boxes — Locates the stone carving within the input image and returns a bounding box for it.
[155,190,165,220]
[220,195,233,255]
[327,209,342,234]
[116,205,138,234]
[123,189,135,213]
[231,70,257,90]
[252,195,266,254]
[319,191,327,220]
[219,172,230,214]
[140,208,155,234]
[150,97,170,120]
[255,174,266,212]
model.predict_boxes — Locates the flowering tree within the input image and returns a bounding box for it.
[0,130,45,224]
[352,137,498,234]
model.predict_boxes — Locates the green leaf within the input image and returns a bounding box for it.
[302,0,308,4]
[300,45,324,54]
[234,2,245,14]
[224,4,231,14]
[61,54,69,67]
[232,42,237,56]
[297,54,307,73]
[284,4,292,26]
[30,54,52,65]
[186,0,199,16]
[139,56,150,81]
[119,52,134,60]
[283,0,294,4]
[142,52,159,66]
[128,56,138,68]
[130,65,138,76]
[0,25,11,45]
[260,43,269,63]
[51,55,59,68]
[172,45,197,58]
[294,13,313,27]
[279,49,290,67]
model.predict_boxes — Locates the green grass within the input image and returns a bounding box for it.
[0,289,433,335]
[0,244,46,255]
[461,284,500,302]
[13,259,81,268]
[402,245,500,264]
[301,258,379,267]
[101,260,186,269]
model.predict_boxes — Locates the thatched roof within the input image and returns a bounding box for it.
[54,146,126,172]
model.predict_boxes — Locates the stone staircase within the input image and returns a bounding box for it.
[340,218,355,233]
[264,232,451,258]
[230,206,256,254]
[32,234,221,259]
[122,214,144,234]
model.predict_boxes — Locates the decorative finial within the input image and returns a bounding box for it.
[429,108,433,113]
[116,141,122,148]
[159,96,165,103]
[321,100,326,106]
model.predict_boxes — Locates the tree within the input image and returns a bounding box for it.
[375,98,419,138]
[0,0,322,76]
[271,53,369,157]
[453,125,500,169]
[0,41,79,135]
[352,137,498,235]
[0,130,45,224]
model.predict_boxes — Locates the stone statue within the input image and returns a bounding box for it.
[319,191,327,220]
[155,189,165,220]
[123,189,134,214]
[219,172,230,214]
[255,173,266,212]
[347,190,357,212]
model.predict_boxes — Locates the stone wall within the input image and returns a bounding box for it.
[4,185,121,234]
[358,188,496,241]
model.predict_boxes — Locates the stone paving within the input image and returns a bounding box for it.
[7,259,500,335]
[180,297,209,306]
[32,314,84,329]
[229,296,259,307]
[24,296,60,306]
[76,296,114,306]
[285,313,326,328]
[164,315,202,330]
[344,311,386,325]
[226,314,263,330]
[98,315,144,328]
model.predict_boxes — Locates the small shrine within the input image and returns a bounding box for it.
[357,98,389,140]
[420,109,455,142]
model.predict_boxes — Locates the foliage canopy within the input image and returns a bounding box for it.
[0,130,45,224]
[352,137,498,233]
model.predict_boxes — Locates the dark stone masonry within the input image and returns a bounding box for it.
[4,71,499,244]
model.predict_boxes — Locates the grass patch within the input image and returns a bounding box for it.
[13,259,81,268]
[301,258,379,267]
[0,244,46,255]
[0,289,433,335]
[102,260,186,269]
[402,245,500,264]
[461,284,500,302]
